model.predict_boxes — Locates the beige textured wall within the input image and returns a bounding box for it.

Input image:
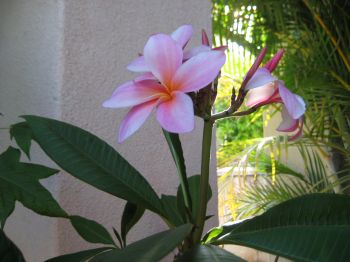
[0,1,64,261]
[1,0,217,261]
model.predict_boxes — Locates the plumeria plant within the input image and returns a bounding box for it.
[1,25,350,262]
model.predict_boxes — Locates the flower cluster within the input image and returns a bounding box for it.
[103,25,305,143]
[244,48,306,140]
[103,25,226,142]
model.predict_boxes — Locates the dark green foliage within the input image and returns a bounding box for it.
[23,115,164,215]
[176,244,245,262]
[177,175,212,222]
[70,216,115,246]
[207,194,350,262]
[90,224,193,262]
[162,130,192,211]
[45,248,112,262]
[0,147,67,228]
[121,202,145,246]
[160,195,185,226]
[10,122,32,159]
[0,229,25,262]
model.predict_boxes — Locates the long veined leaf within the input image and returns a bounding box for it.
[90,224,192,262]
[69,216,115,246]
[176,244,246,262]
[121,202,145,246]
[177,175,212,222]
[0,229,25,262]
[10,122,32,159]
[23,115,164,216]
[207,193,350,262]
[45,247,112,262]
[162,130,192,211]
[0,147,68,228]
[160,195,184,227]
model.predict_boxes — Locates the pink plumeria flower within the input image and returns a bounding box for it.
[127,25,194,73]
[244,48,306,140]
[277,105,304,141]
[103,34,226,143]
[183,29,227,60]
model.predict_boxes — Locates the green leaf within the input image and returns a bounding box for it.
[0,229,25,262]
[208,193,350,262]
[176,245,245,262]
[112,228,123,249]
[91,224,192,262]
[23,115,164,215]
[162,130,192,210]
[0,147,67,228]
[202,226,223,244]
[177,175,212,221]
[121,202,145,246]
[70,216,115,245]
[45,247,111,262]
[160,195,184,226]
[10,122,32,159]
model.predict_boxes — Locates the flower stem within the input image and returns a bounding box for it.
[193,119,213,243]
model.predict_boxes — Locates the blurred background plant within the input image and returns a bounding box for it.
[213,0,350,222]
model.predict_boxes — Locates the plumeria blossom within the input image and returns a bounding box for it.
[127,25,226,78]
[244,48,306,140]
[103,33,226,143]
[127,25,194,74]
[183,29,227,60]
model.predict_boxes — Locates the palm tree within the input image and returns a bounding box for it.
[213,0,350,219]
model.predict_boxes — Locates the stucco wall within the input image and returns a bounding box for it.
[0,0,64,261]
[1,1,217,261]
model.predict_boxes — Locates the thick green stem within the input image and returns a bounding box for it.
[193,120,213,243]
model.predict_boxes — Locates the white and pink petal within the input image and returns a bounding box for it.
[118,99,159,143]
[156,92,195,133]
[242,47,267,87]
[289,118,304,141]
[144,34,183,87]
[134,72,157,82]
[278,82,306,119]
[245,82,277,107]
[172,50,226,92]
[183,45,211,60]
[277,106,299,132]
[127,56,149,72]
[245,68,277,90]
[103,80,165,108]
[171,24,193,48]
